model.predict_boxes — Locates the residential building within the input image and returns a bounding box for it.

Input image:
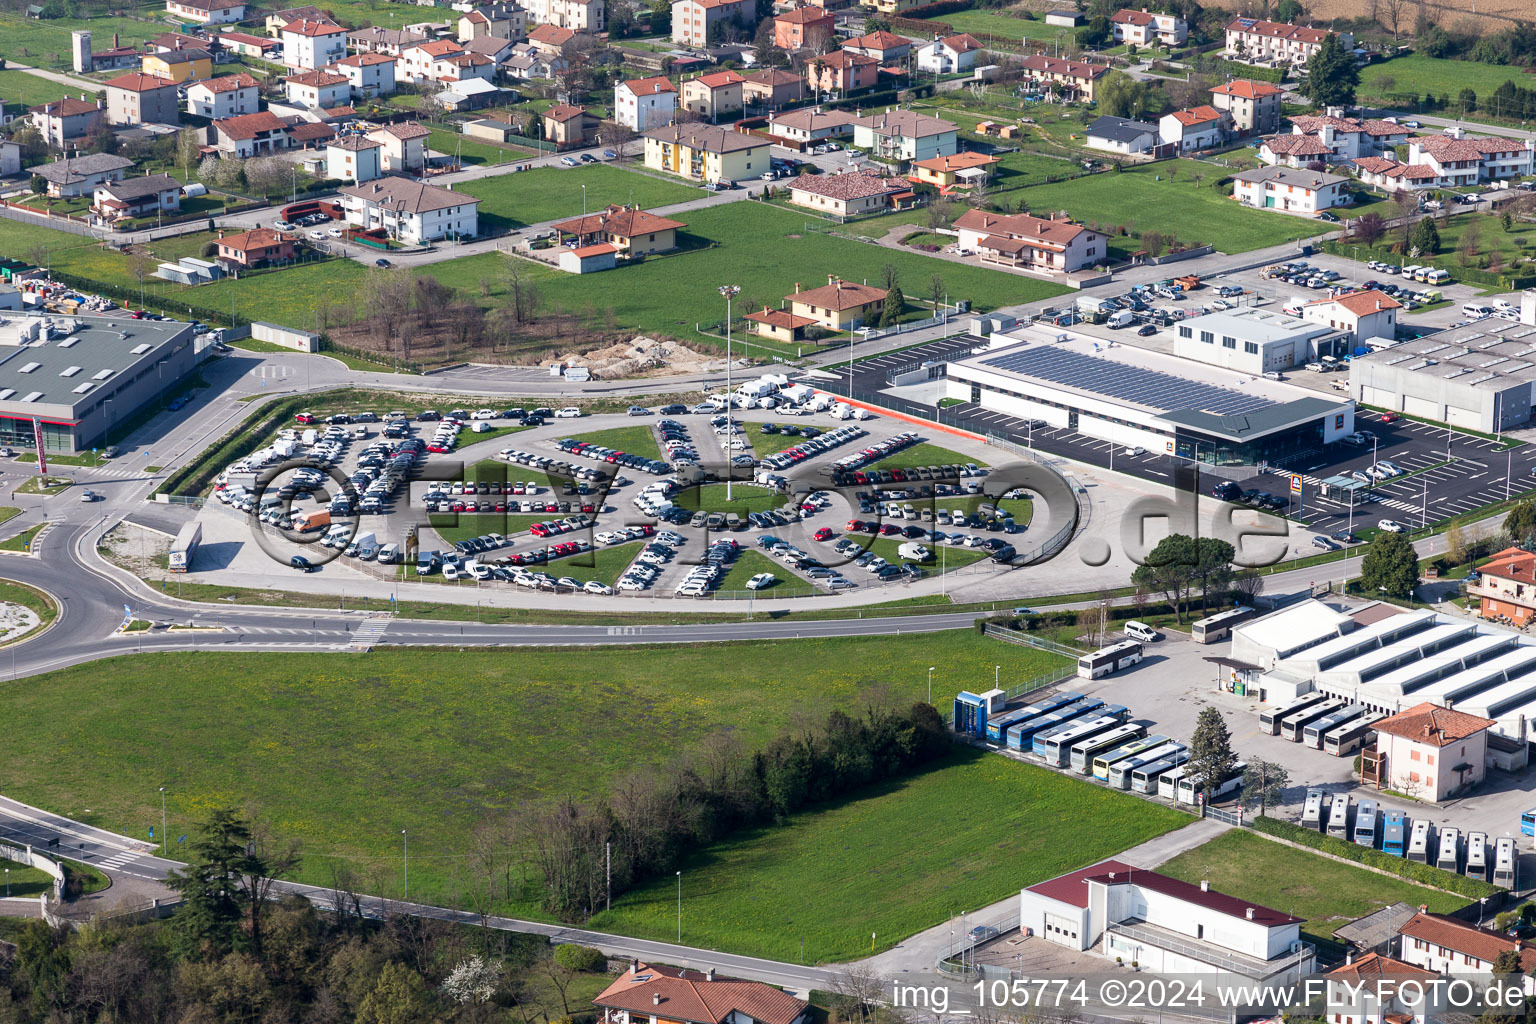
[1159,105,1227,152]
[682,70,745,121]
[1231,165,1346,213]
[29,97,105,147]
[741,68,805,109]
[915,33,983,75]
[850,109,958,163]
[461,34,516,65]
[841,29,910,62]
[592,961,810,1024]
[265,5,333,36]
[1257,134,1334,168]
[766,106,855,145]
[70,30,142,73]
[1085,114,1159,155]
[505,44,565,79]
[1465,135,1535,180]
[164,0,245,24]
[326,135,383,183]
[348,27,427,56]
[338,176,480,243]
[1409,134,1535,186]
[1351,156,1443,192]
[858,0,927,17]
[1278,113,1408,162]
[282,19,348,69]
[428,51,496,83]
[103,72,180,126]
[908,150,997,190]
[787,274,886,330]
[186,73,259,119]
[1110,8,1186,45]
[614,76,677,131]
[1019,861,1313,983]
[519,0,604,33]
[330,53,397,98]
[1467,547,1536,625]
[1224,18,1349,65]
[400,38,466,80]
[1209,78,1282,135]
[141,47,212,83]
[744,307,818,343]
[214,30,281,58]
[1360,702,1492,801]
[671,0,756,49]
[542,103,596,147]
[806,50,879,95]
[1173,307,1342,375]
[644,123,770,183]
[92,173,180,223]
[285,70,352,109]
[1018,54,1107,101]
[527,23,574,54]
[953,208,1103,273]
[0,141,19,177]
[290,121,337,148]
[216,227,296,268]
[366,121,432,173]
[787,170,912,218]
[1324,954,1435,1024]
[550,204,685,255]
[774,5,834,50]
[1398,911,1536,993]
[1301,289,1400,345]
[459,4,526,40]
[212,110,293,157]
[25,153,134,197]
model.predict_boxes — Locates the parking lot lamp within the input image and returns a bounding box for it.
[719,284,740,499]
[159,787,166,856]
[676,870,682,940]
[402,829,408,901]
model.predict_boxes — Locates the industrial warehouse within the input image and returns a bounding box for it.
[0,312,196,453]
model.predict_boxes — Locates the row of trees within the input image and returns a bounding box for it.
[1129,535,1264,624]
[1188,705,1291,815]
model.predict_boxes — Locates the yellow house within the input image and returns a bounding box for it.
[744,307,818,343]
[910,151,999,190]
[858,0,924,15]
[141,47,213,83]
[787,274,887,331]
[643,124,770,185]
[549,204,686,256]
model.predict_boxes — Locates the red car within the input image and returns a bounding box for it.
[880,523,902,536]
[814,527,835,541]
[1379,413,1399,423]
[294,412,316,424]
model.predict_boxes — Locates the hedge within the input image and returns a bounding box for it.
[1252,815,1502,899]
[155,391,316,499]
[1317,240,1536,291]
[1188,56,1285,84]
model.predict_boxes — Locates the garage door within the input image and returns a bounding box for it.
[1361,387,1399,408]
[1043,912,1080,947]
[1447,405,1483,430]
[1404,395,1441,420]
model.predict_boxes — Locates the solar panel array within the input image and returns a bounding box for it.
[979,346,1278,416]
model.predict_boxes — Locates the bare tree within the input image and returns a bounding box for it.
[328,860,366,933]
[604,120,638,161]
[1380,0,1410,40]
[238,815,303,962]
[501,257,539,326]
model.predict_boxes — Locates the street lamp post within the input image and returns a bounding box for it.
[401,829,408,901]
[928,665,934,704]
[581,183,587,219]
[676,870,682,941]
[158,786,166,856]
[719,284,740,499]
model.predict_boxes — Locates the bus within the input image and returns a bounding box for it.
[1521,807,1536,839]
[1494,837,1517,889]
[1354,799,1378,848]
[1006,697,1105,751]
[984,707,1037,744]
[1000,693,1088,750]
[1157,764,1188,801]
[1260,693,1331,736]
[1301,788,1325,831]
[1408,819,1433,863]
[1302,704,1368,749]
[1034,709,1129,767]
[1323,712,1383,757]
[1382,810,1408,858]
[1092,734,1170,782]
[1077,640,1144,680]
[1177,762,1246,806]
[1281,698,1347,742]
[1191,606,1254,644]
[1466,831,1489,882]
[1071,724,1146,774]
[1437,827,1461,873]
[1327,793,1352,839]
[1131,751,1190,794]
[1110,742,1186,790]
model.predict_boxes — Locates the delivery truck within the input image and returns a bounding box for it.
[292,508,331,533]
[169,522,201,573]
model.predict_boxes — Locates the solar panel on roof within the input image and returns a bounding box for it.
[978,346,1276,416]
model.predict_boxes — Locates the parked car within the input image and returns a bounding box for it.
[560,156,579,167]
[1377,519,1408,533]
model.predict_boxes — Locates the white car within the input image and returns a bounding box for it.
[557,576,581,590]
[327,228,343,238]
[1377,519,1408,534]
[745,572,776,590]
[617,578,648,591]
[472,409,497,420]
[555,407,582,418]
[583,581,613,595]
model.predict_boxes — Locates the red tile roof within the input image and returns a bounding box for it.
[1481,546,1536,583]
[219,228,293,252]
[571,242,618,258]
[104,72,178,92]
[818,50,878,69]
[1226,17,1331,44]
[1170,104,1222,126]
[1327,952,1437,981]
[283,17,346,35]
[844,30,909,51]
[940,32,982,52]
[1026,859,1135,909]
[552,204,686,237]
[789,170,907,202]
[529,23,575,45]
[955,208,1088,248]
[745,307,817,329]
[693,69,746,89]
[1020,53,1108,81]
[289,121,336,142]
[409,39,463,57]
[214,110,289,140]
[286,69,349,87]
[1474,136,1529,155]
[544,103,587,122]
[913,151,998,173]
[196,72,259,92]
[1373,701,1494,747]
[1400,913,1536,971]
[619,75,676,95]
[1211,79,1282,99]
[333,52,396,66]
[1262,134,1332,156]
[1084,867,1302,926]
[1305,288,1402,316]
[776,5,833,24]
[372,121,431,140]
[31,97,101,117]
[790,276,886,310]
[594,963,809,1024]
[1112,8,1154,24]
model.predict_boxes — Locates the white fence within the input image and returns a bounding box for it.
[0,839,65,900]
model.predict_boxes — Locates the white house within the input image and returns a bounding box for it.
[1398,911,1536,995]
[1363,702,1491,803]
[0,140,19,177]
[285,70,352,110]
[1325,955,1434,1024]
[614,76,677,131]
[186,73,259,119]
[953,209,1103,274]
[282,19,348,69]
[326,135,383,183]
[1085,114,1159,155]
[338,177,480,244]
[366,121,432,173]
[165,0,246,25]
[1224,18,1348,66]
[1350,156,1446,192]
[519,0,604,33]
[768,106,857,145]
[850,109,957,163]
[1301,289,1400,345]
[914,33,983,75]
[1111,8,1187,46]
[330,53,397,98]
[1158,105,1227,152]
[1410,134,1535,186]
[399,38,466,81]
[1280,113,1408,162]
[25,153,134,198]
[1231,165,1346,214]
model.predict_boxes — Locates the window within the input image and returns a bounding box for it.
[1244,342,1258,355]
[1409,771,1420,783]
[1223,337,1236,349]
[1179,326,1193,339]
[1428,753,1435,765]
[1410,749,1420,761]
[1199,330,1213,343]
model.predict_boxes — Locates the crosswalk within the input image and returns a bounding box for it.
[96,850,141,872]
[351,616,391,648]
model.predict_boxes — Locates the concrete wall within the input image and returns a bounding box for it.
[251,321,320,353]
[0,839,65,900]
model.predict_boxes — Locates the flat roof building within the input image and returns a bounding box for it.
[1173,307,1347,375]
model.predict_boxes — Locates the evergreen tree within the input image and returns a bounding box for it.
[1188,706,1237,802]
[166,808,254,959]
[1360,531,1420,600]
[1505,498,1536,546]
[880,285,904,328]
[1412,216,1440,254]
[1299,34,1359,107]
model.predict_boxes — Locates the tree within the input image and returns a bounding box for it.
[355,961,433,1024]
[12,123,47,165]
[177,126,202,182]
[1501,210,1515,234]
[1445,522,1469,568]
[879,284,904,328]
[1130,534,1235,623]
[1242,759,1289,816]
[1076,14,1110,47]
[1458,86,1477,115]
[1188,706,1237,801]
[29,174,47,196]
[927,196,955,231]
[552,944,606,972]
[1098,70,1151,118]
[1230,567,1264,605]
[1505,498,1536,546]
[928,273,945,312]
[502,257,540,326]
[1299,33,1360,108]
[164,808,256,959]
[1353,211,1386,246]
[1360,530,1420,600]
[1412,215,1440,255]
[88,122,117,155]
[443,954,503,1006]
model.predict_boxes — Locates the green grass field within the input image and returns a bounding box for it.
[0,524,45,551]
[589,749,1191,962]
[1017,160,1334,255]
[1158,828,1472,945]
[917,9,1074,42]
[0,637,1069,919]
[1340,211,1535,278]
[568,424,663,462]
[549,539,643,586]
[0,857,54,898]
[460,164,705,232]
[1360,55,1530,105]
[876,442,985,471]
[0,13,158,67]
[429,511,542,546]
[717,548,817,597]
[844,533,992,572]
[672,482,785,517]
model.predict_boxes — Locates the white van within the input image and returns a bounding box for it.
[1124,620,1161,642]
[1463,303,1495,318]
[377,543,400,564]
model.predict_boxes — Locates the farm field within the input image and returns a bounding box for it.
[0,67,97,109]
[588,749,1191,962]
[459,164,705,232]
[0,637,1070,919]
[1359,55,1532,104]
[917,9,1075,42]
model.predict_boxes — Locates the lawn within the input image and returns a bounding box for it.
[0,507,20,530]
[844,533,992,572]
[1340,210,1536,280]
[671,482,785,518]
[551,539,643,585]
[588,748,1191,962]
[429,512,542,546]
[426,129,537,170]
[1158,828,1473,946]
[935,493,1033,526]
[0,13,158,67]
[1360,55,1531,106]
[568,424,663,462]
[0,857,53,898]
[0,524,44,551]
[917,9,1074,43]
[459,164,705,232]
[1015,160,1334,255]
[875,442,985,471]
[717,548,817,597]
[0,636,1070,917]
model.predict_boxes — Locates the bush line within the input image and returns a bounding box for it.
[1252,815,1501,899]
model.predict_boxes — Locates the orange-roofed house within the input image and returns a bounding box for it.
[615,76,677,131]
[910,150,998,189]
[399,38,465,80]
[842,30,912,62]
[774,5,834,50]
[558,242,618,274]
[787,274,887,330]
[282,18,348,68]
[103,72,181,126]
[216,228,297,269]
[1399,912,1536,993]
[741,68,804,110]
[682,70,745,122]
[1325,953,1435,1024]
[1158,104,1228,152]
[1301,289,1400,343]
[543,104,598,147]
[671,0,756,48]
[594,961,811,1024]
[29,96,105,147]
[1209,79,1283,135]
[366,120,432,172]
[745,306,819,343]
[1467,547,1536,625]
[213,110,293,156]
[550,204,686,255]
[528,22,576,54]
[1110,8,1187,46]
[1019,54,1107,101]
[1224,18,1349,66]
[1361,702,1494,801]
[186,73,259,119]
[284,69,351,109]
[331,53,398,98]
[915,33,983,75]
[787,170,912,217]
[954,208,1103,273]
[806,50,879,96]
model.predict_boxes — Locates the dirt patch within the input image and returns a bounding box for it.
[553,336,743,379]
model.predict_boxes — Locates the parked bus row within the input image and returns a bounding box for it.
[1261,693,1381,756]
[1302,789,1518,887]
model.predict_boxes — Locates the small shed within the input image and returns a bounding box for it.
[1044,10,1082,25]
[558,242,617,274]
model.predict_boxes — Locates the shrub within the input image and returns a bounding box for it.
[553,944,607,972]
[1251,816,1501,898]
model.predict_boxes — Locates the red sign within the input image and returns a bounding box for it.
[31,417,46,475]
